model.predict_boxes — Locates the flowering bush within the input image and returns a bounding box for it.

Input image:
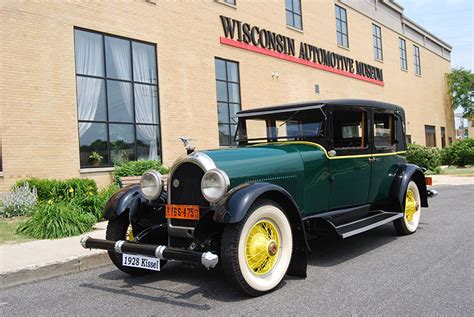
[0,183,37,218]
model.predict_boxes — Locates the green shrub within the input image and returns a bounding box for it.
[114,160,169,184]
[16,178,98,203]
[71,184,119,221]
[17,202,96,239]
[441,138,474,167]
[406,144,442,172]
[0,183,37,218]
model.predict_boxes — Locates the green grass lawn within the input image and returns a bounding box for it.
[0,217,34,245]
[441,165,474,176]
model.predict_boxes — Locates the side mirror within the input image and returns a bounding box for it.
[328,150,337,157]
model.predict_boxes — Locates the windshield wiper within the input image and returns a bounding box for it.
[279,111,300,127]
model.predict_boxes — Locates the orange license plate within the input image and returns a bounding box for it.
[165,204,200,220]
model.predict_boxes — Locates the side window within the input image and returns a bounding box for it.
[373,112,396,150]
[333,111,367,149]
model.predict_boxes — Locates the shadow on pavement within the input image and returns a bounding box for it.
[79,222,416,309]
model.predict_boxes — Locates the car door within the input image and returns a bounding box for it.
[328,107,371,210]
[368,110,403,203]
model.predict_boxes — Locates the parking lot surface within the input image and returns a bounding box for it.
[1,185,473,316]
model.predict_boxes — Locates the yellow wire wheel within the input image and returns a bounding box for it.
[405,189,417,222]
[220,200,293,296]
[244,219,281,275]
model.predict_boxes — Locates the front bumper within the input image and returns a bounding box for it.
[80,236,218,269]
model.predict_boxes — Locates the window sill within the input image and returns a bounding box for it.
[374,58,384,63]
[215,0,237,9]
[415,73,422,78]
[0,172,3,178]
[80,167,115,174]
[401,68,408,73]
[337,45,350,51]
[286,25,304,34]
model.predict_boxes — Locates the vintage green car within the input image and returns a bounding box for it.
[81,99,437,296]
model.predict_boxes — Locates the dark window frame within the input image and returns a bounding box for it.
[215,57,242,147]
[224,0,236,5]
[414,45,421,76]
[425,125,436,147]
[399,38,408,70]
[372,24,383,61]
[74,27,162,168]
[441,127,446,148]
[335,5,349,48]
[286,0,303,30]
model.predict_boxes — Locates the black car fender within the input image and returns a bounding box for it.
[213,182,310,278]
[389,164,428,213]
[103,185,142,221]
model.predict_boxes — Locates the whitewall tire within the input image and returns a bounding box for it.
[221,199,293,296]
[394,180,422,235]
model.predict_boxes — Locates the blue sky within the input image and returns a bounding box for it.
[397,0,473,71]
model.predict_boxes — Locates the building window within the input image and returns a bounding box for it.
[0,139,2,173]
[400,38,407,70]
[372,24,383,61]
[74,29,161,168]
[448,137,453,145]
[425,125,436,147]
[223,0,236,5]
[406,135,412,144]
[441,127,446,148]
[286,0,302,30]
[335,5,349,48]
[414,45,421,75]
[215,58,241,146]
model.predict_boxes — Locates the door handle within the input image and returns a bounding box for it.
[368,157,378,163]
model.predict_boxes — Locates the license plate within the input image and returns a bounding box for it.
[122,253,160,271]
[165,204,200,220]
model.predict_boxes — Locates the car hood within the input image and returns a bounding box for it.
[203,143,311,187]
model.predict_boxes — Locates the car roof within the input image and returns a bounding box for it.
[237,99,405,117]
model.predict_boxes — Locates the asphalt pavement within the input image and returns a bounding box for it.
[1,185,473,316]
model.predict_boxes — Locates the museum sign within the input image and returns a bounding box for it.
[219,16,384,86]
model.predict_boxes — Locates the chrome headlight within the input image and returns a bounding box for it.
[139,170,163,201]
[201,169,229,203]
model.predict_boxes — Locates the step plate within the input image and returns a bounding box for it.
[331,212,403,239]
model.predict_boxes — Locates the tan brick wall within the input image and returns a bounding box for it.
[0,0,455,192]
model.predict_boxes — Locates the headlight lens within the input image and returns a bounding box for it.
[201,169,229,202]
[139,170,163,201]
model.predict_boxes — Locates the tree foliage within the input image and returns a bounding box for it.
[446,67,474,116]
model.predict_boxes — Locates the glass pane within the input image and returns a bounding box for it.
[343,36,348,48]
[74,30,104,76]
[342,22,347,35]
[294,14,302,29]
[285,0,292,10]
[228,83,240,103]
[79,122,108,167]
[107,80,133,122]
[105,37,131,80]
[136,124,160,161]
[337,33,343,46]
[229,103,241,123]
[216,81,228,102]
[292,0,301,14]
[134,84,159,124]
[215,59,227,81]
[335,6,341,19]
[286,10,294,27]
[76,77,106,121]
[109,124,135,164]
[218,102,229,124]
[336,21,342,32]
[227,62,239,82]
[219,124,231,146]
[341,8,346,20]
[132,42,157,84]
[230,124,237,144]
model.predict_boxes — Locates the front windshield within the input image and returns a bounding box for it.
[236,110,325,144]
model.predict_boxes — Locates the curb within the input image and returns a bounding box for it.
[0,252,110,289]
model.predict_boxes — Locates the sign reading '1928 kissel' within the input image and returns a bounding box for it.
[219,16,384,86]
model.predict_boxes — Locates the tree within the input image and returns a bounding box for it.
[446,67,474,117]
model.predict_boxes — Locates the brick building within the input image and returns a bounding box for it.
[0,0,455,191]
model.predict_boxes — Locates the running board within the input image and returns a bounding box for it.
[328,211,403,239]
